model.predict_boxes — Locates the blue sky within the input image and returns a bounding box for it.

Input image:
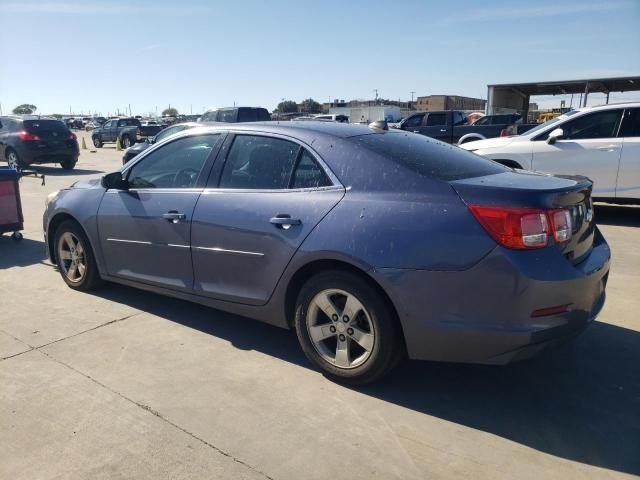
[0,0,638,116]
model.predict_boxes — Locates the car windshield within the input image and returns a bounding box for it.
[524,110,580,136]
[352,132,506,181]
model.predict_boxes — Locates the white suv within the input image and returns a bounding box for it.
[460,103,640,202]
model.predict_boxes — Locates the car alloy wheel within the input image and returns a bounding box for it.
[122,136,131,148]
[57,232,86,283]
[7,151,20,170]
[306,288,376,369]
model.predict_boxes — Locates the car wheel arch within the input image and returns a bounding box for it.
[494,158,523,169]
[47,213,91,262]
[458,134,485,145]
[283,258,407,353]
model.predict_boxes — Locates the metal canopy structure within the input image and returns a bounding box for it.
[486,76,640,117]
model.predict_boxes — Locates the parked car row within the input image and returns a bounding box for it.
[45,120,611,384]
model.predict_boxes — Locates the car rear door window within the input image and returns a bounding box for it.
[127,134,220,189]
[292,150,332,189]
[619,108,640,137]
[426,113,447,126]
[560,110,624,140]
[219,135,300,189]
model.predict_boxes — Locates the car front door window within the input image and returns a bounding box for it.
[404,114,424,128]
[128,135,220,189]
[558,110,623,140]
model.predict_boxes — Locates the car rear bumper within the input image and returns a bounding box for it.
[16,143,79,165]
[374,228,611,364]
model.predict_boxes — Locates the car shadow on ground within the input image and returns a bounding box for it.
[595,204,640,227]
[91,283,639,476]
[0,237,47,269]
[28,166,105,176]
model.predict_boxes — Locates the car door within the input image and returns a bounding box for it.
[615,107,640,199]
[420,112,450,141]
[191,133,345,305]
[400,113,425,134]
[100,120,114,141]
[531,109,624,197]
[97,133,223,291]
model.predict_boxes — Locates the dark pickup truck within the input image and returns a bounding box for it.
[91,118,163,149]
[397,111,522,145]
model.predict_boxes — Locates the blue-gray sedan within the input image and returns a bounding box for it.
[43,122,610,384]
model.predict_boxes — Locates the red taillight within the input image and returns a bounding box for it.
[499,128,509,137]
[18,130,40,141]
[468,205,572,250]
[549,209,572,243]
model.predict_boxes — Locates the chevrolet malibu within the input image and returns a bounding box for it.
[43,122,610,384]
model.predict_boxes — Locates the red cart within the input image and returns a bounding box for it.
[0,167,25,241]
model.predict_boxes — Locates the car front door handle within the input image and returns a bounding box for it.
[162,211,186,223]
[439,128,447,132]
[270,214,301,228]
[597,145,620,151]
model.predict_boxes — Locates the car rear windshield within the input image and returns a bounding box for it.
[23,120,69,134]
[237,108,271,122]
[351,132,506,181]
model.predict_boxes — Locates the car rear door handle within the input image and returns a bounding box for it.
[162,211,186,223]
[270,214,301,228]
[439,128,447,132]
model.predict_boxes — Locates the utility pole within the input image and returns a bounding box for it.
[410,91,415,110]
[190,104,192,114]
[373,89,379,104]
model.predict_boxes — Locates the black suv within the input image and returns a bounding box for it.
[0,116,79,170]
[199,107,271,123]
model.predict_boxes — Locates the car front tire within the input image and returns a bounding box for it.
[121,136,132,148]
[92,136,103,148]
[54,220,103,291]
[294,270,403,385]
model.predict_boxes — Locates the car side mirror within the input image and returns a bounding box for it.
[101,171,128,190]
[547,128,564,145]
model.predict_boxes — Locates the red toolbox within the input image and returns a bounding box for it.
[0,167,24,241]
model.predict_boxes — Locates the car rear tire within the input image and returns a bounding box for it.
[92,136,103,148]
[6,149,23,171]
[121,136,132,148]
[60,159,76,170]
[54,220,103,291]
[294,270,403,385]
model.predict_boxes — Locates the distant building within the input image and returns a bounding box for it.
[415,95,486,112]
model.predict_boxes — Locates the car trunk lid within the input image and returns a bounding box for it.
[450,170,595,263]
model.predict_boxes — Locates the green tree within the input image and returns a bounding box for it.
[300,98,321,113]
[276,100,298,114]
[12,104,37,114]
[162,107,178,116]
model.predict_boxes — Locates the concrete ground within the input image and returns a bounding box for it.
[1,130,638,479]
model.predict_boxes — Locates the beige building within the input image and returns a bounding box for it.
[415,95,486,112]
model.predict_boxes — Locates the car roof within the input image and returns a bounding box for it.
[576,101,640,113]
[191,120,387,139]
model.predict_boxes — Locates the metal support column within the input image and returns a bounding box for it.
[582,82,589,107]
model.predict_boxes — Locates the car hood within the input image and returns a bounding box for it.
[460,136,520,150]
[70,177,103,189]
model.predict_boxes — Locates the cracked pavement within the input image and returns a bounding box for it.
[1,131,639,479]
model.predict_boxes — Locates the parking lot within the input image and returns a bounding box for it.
[1,130,639,479]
